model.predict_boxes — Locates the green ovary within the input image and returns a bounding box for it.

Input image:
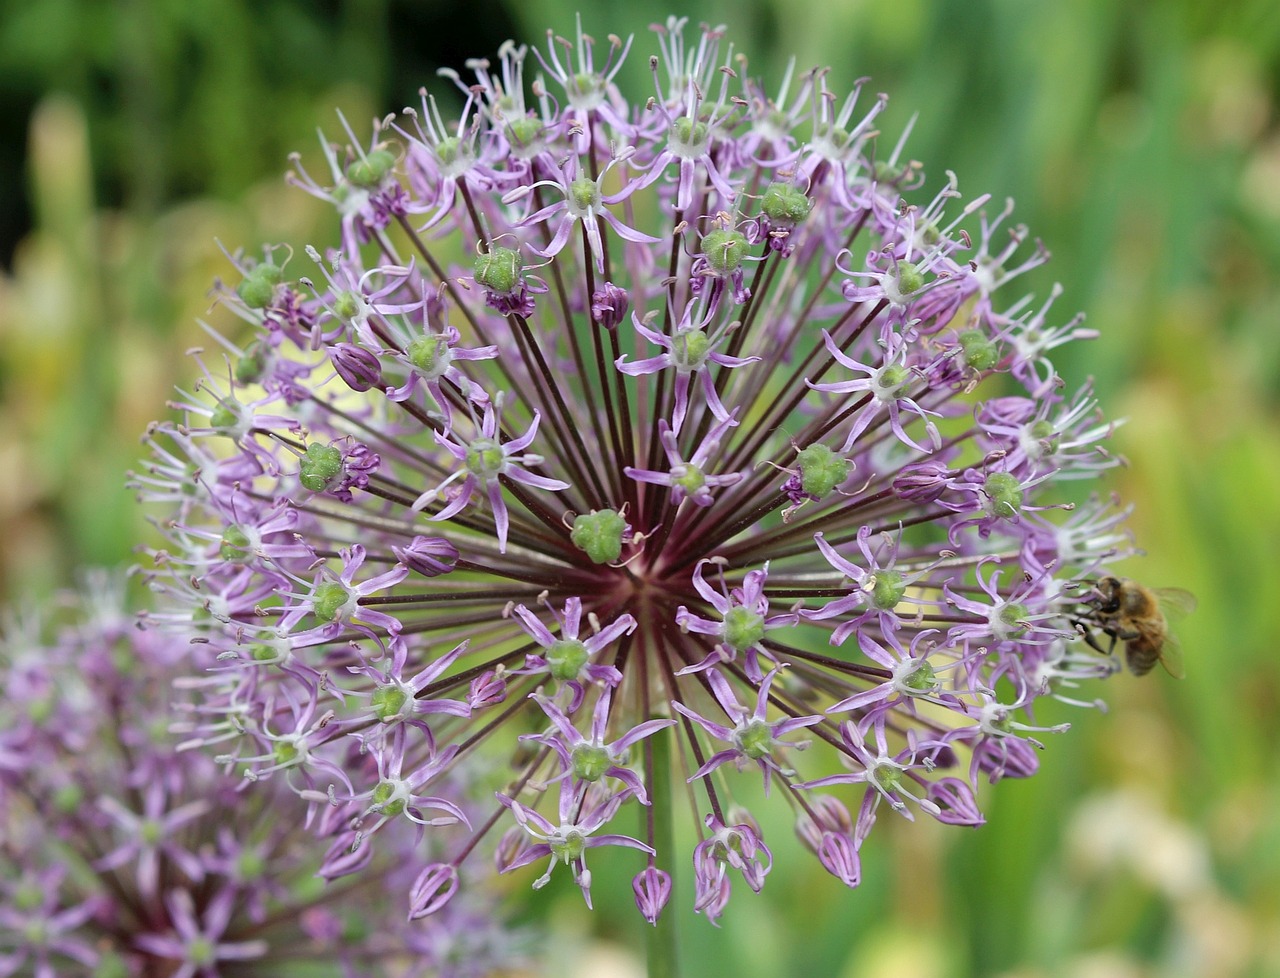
[796,444,850,497]
[371,685,408,722]
[300,442,343,492]
[674,465,706,495]
[735,719,775,760]
[372,780,406,816]
[871,570,906,610]
[984,472,1023,519]
[722,605,766,651]
[465,439,505,480]
[312,581,351,622]
[571,743,612,782]
[569,176,600,211]
[474,247,523,294]
[547,638,590,681]
[672,329,711,370]
[550,829,587,863]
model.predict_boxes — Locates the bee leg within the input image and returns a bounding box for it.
[1075,621,1112,657]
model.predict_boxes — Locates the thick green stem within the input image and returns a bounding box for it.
[646,731,680,978]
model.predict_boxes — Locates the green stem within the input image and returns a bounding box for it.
[647,730,680,978]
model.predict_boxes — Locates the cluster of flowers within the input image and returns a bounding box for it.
[137,17,1134,925]
[0,575,527,977]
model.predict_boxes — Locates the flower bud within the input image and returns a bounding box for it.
[632,866,673,925]
[468,669,508,710]
[392,536,459,577]
[975,736,1040,782]
[927,777,986,826]
[318,830,375,880]
[494,825,530,872]
[892,460,951,501]
[328,343,382,392]
[591,281,629,330]
[816,831,861,887]
[408,863,459,919]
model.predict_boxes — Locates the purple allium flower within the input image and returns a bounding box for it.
[138,17,1142,925]
[0,574,529,977]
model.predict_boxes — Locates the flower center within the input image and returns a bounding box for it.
[722,606,765,651]
[546,638,590,681]
[550,827,588,863]
[734,718,775,760]
[571,742,612,781]
[465,438,506,481]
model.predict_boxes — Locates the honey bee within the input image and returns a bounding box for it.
[1075,576,1196,677]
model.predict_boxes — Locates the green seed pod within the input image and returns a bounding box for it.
[671,329,711,370]
[299,443,344,493]
[332,290,362,322]
[569,176,600,211]
[984,472,1023,519]
[475,247,524,295]
[761,182,811,226]
[234,341,269,385]
[670,116,710,150]
[465,438,505,480]
[901,661,939,692]
[571,509,627,564]
[701,228,749,275]
[346,147,396,187]
[1028,420,1059,457]
[371,780,405,816]
[371,684,409,722]
[236,263,283,309]
[209,403,239,432]
[998,602,1029,637]
[795,444,850,498]
[895,262,924,298]
[674,464,706,495]
[505,116,542,153]
[959,329,999,371]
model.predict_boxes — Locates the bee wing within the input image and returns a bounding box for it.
[1157,634,1185,679]
[1153,587,1197,620]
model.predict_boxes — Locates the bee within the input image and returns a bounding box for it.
[1075,576,1196,677]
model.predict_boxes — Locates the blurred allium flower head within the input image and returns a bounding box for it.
[0,574,526,977]
[138,17,1135,925]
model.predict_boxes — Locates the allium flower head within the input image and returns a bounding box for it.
[140,17,1138,924]
[0,576,527,977]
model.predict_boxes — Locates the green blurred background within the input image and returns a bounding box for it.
[2,0,1277,975]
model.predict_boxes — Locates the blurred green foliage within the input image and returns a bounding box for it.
[2,0,1278,975]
